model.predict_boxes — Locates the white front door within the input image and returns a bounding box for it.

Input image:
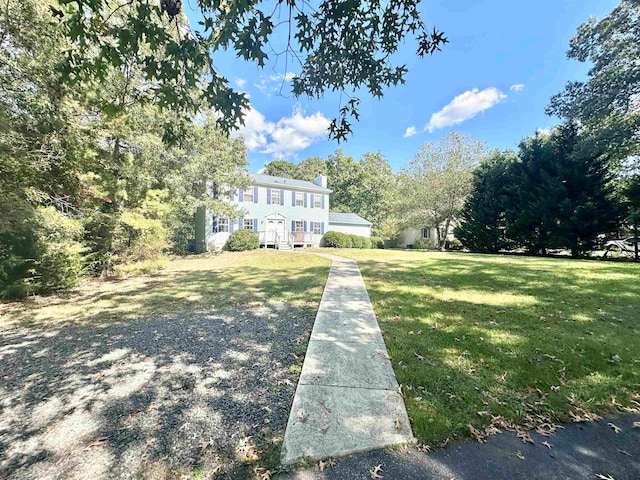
[266,218,286,241]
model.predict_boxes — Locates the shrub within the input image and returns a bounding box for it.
[32,207,87,293]
[446,238,463,250]
[412,238,439,250]
[225,229,259,251]
[370,237,384,249]
[361,237,372,249]
[323,231,344,248]
[350,235,363,248]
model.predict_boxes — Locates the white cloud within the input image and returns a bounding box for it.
[510,83,525,92]
[425,88,507,133]
[235,78,247,89]
[403,126,417,138]
[234,106,330,159]
[269,72,296,82]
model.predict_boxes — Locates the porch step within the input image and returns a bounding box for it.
[278,244,293,250]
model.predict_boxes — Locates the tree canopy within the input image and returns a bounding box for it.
[54,0,447,141]
[398,132,487,247]
[547,0,640,164]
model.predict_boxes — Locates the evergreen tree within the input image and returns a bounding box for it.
[455,150,517,253]
[507,124,619,257]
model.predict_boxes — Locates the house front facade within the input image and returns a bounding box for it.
[206,173,331,250]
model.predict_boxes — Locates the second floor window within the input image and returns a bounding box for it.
[295,192,304,207]
[244,218,254,230]
[243,188,254,202]
[271,189,280,205]
[314,194,322,208]
[294,220,304,232]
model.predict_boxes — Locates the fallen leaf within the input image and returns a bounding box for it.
[394,418,401,431]
[632,422,640,428]
[608,423,621,433]
[369,464,384,479]
[515,451,525,460]
[318,459,337,471]
[297,409,308,423]
[542,441,553,449]
[83,438,108,450]
[416,443,431,452]
[596,475,615,480]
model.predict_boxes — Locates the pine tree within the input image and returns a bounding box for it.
[507,123,619,257]
[455,151,517,253]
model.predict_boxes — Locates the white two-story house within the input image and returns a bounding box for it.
[206,173,332,250]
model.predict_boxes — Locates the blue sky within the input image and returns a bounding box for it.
[185,0,618,172]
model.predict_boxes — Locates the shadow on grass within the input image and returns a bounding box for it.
[347,252,640,444]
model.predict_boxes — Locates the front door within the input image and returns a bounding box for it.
[266,218,286,242]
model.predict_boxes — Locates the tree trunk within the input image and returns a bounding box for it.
[441,218,451,251]
[634,221,639,262]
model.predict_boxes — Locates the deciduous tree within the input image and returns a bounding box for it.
[53,0,447,141]
[399,132,486,248]
[547,0,640,166]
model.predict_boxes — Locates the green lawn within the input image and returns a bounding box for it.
[335,249,640,446]
[0,251,331,328]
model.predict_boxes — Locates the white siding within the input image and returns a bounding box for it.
[327,223,371,238]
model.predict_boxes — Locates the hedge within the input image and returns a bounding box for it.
[322,231,376,249]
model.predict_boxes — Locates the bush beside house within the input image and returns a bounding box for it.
[225,230,259,251]
[322,231,374,249]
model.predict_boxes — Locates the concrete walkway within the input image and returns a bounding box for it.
[281,253,414,465]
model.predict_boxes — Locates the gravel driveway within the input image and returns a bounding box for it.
[0,303,313,479]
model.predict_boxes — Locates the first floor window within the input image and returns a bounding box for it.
[244,218,254,230]
[243,188,254,202]
[313,194,322,208]
[216,217,229,233]
[271,189,281,205]
[422,227,430,239]
[313,222,322,235]
[294,220,304,232]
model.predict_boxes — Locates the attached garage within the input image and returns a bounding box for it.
[327,212,372,238]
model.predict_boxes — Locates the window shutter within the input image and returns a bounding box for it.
[239,217,244,230]
[253,218,258,233]
[267,187,271,204]
[292,191,295,207]
[304,193,308,208]
[303,220,307,232]
[212,216,218,233]
[229,220,234,233]
[280,189,284,205]
[321,194,325,209]
[239,190,244,202]
[310,221,314,233]
[310,193,314,209]
[291,220,295,232]
[254,186,258,203]
[230,189,236,201]
[321,222,325,234]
